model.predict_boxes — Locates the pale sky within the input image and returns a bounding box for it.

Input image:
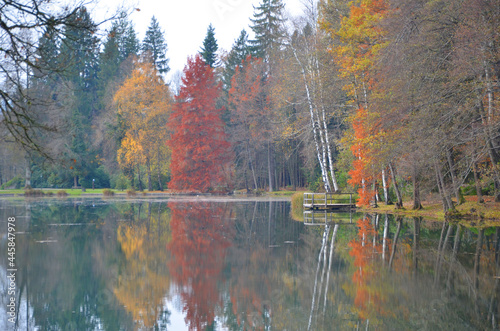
[95,0,307,81]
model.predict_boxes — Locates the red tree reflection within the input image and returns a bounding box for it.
[167,202,234,330]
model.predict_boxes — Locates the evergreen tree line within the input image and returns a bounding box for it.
[1,7,171,190]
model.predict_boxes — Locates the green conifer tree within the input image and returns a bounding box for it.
[222,30,251,92]
[59,7,102,188]
[249,0,286,60]
[200,24,219,68]
[142,16,169,74]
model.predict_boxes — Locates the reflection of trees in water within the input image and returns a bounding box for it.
[0,200,135,330]
[0,200,174,330]
[339,215,500,330]
[167,201,234,331]
[1,201,498,330]
[114,202,171,330]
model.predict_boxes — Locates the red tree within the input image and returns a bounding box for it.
[168,54,232,192]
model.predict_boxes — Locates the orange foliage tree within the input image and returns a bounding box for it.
[168,54,232,192]
[329,0,389,205]
[348,107,374,206]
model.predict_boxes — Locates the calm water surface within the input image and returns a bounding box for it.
[0,198,498,330]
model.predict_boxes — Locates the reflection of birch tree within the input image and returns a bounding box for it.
[308,223,339,330]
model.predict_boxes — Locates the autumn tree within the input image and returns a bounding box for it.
[321,0,391,205]
[114,59,172,191]
[168,54,232,193]
[228,56,271,190]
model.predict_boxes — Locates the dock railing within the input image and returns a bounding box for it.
[303,192,354,209]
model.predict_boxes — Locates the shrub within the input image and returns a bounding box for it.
[24,189,45,197]
[1,176,24,189]
[110,173,131,190]
[102,189,115,196]
[126,189,136,196]
[56,190,68,197]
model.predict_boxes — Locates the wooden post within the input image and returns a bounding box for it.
[312,194,314,208]
[325,193,327,208]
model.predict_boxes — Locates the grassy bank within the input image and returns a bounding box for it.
[290,192,500,224]
[0,188,121,197]
[359,196,500,222]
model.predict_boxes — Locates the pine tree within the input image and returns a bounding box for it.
[35,25,60,79]
[114,13,140,61]
[200,24,219,68]
[59,7,101,188]
[249,0,286,60]
[222,30,251,92]
[99,14,139,93]
[100,26,121,85]
[142,16,169,74]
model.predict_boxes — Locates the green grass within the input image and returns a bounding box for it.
[0,188,118,196]
[291,192,304,221]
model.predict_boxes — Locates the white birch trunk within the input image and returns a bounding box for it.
[381,169,389,204]
[291,45,332,192]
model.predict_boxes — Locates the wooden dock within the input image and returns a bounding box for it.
[303,192,356,211]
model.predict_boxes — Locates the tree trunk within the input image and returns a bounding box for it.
[446,149,461,204]
[472,161,484,204]
[267,142,273,192]
[25,158,31,188]
[246,142,258,190]
[389,162,403,208]
[478,99,500,201]
[157,166,163,191]
[381,169,390,205]
[155,145,164,191]
[434,161,454,211]
[372,181,379,208]
[412,170,422,210]
[137,165,143,191]
[146,157,152,191]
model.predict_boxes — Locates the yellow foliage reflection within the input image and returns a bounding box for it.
[114,206,171,329]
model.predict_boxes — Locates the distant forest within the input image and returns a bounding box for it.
[1,0,499,211]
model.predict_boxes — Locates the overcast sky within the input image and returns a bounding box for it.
[95,0,306,81]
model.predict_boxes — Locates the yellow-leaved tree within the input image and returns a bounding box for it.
[114,58,172,191]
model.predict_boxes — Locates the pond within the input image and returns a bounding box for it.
[0,198,498,330]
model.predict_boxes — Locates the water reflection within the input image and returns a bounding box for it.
[0,199,498,330]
